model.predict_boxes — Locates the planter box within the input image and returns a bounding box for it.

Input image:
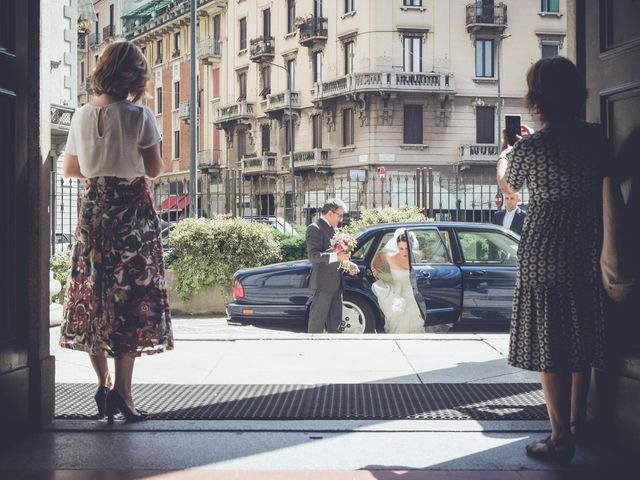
[165,269,228,315]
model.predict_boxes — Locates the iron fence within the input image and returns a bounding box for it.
[49,169,528,255]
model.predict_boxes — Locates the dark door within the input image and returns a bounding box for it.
[455,228,518,323]
[263,8,271,39]
[261,124,270,153]
[407,228,462,325]
[0,0,36,435]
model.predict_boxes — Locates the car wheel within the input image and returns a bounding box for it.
[342,294,376,333]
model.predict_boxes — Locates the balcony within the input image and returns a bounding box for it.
[80,75,93,94]
[265,91,301,116]
[460,144,499,165]
[198,38,222,64]
[465,3,507,32]
[298,16,328,47]
[312,71,455,102]
[242,152,278,176]
[88,32,100,47]
[102,24,115,41]
[282,149,330,171]
[178,101,190,120]
[213,100,255,128]
[198,149,222,173]
[249,36,275,63]
[50,104,74,135]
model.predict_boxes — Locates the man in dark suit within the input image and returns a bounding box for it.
[306,199,359,333]
[493,192,526,236]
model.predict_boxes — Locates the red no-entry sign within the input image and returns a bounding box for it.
[495,192,504,208]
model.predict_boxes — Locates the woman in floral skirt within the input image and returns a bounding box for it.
[59,41,173,423]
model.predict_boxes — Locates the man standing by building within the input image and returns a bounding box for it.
[306,199,359,333]
[493,192,526,236]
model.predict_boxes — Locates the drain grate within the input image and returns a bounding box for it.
[55,383,547,421]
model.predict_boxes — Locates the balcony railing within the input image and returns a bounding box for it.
[80,75,92,94]
[460,144,499,164]
[312,71,455,101]
[77,34,87,50]
[265,91,301,113]
[282,149,329,171]
[197,38,222,64]
[88,32,100,46]
[213,100,255,126]
[50,104,75,134]
[298,16,328,47]
[465,3,507,31]
[102,24,115,40]
[242,152,278,175]
[198,149,222,172]
[249,36,275,62]
[178,101,190,119]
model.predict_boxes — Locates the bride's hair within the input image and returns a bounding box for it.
[397,233,408,244]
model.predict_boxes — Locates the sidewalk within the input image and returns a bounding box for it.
[0,318,626,478]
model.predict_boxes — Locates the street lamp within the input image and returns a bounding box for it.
[496,33,511,152]
[257,60,295,223]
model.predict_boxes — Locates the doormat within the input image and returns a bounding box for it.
[55,383,546,421]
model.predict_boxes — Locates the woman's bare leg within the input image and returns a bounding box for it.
[113,355,136,411]
[540,371,572,440]
[570,369,591,435]
[89,354,112,388]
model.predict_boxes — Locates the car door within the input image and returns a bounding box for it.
[407,228,462,325]
[455,228,518,323]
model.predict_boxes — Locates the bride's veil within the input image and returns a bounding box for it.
[381,227,419,254]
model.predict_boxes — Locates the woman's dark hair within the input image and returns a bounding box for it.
[92,41,150,102]
[397,233,408,244]
[525,57,586,123]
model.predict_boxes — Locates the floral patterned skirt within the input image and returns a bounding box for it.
[59,176,173,358]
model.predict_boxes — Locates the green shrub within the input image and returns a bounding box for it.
[170,217,282,300]
[343,206,427,234]
[50,250,72,304]
[275,227,308,261]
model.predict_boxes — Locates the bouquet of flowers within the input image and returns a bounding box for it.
[330,232,358,272]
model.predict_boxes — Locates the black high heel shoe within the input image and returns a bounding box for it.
[106,390,147,424]
[94,386,110,419]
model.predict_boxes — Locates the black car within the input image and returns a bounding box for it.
[227,222,519,332]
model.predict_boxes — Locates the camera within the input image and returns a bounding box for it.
[505,115,521,146]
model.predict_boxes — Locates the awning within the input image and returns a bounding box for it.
[158,194,190,211]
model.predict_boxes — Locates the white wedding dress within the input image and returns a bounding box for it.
[372,266,426,333]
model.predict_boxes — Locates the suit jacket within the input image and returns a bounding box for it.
[306,218,342,292]
[493,208,526,236]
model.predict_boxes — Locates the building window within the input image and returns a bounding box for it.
[403,105,423,144]
[541,41,560,58]
[345,0,355,13]
[287,0,296,34]
[314,0,323,17]
[403,0,422,6]
[156,39,163,64]
[342,108,354,146]
[260,66,271,98]
[237,130,246,161]
[541,0,559,13]
[213,15,221,40]
[141,46,146,57]
[403,35,422,73]
[284,119,295,153]
[312,51,323,83]
[286,59,296,91]
[263,8,271,38]
[475,106,495,144]
[239,17,247,50]
[261,124,270,153]
[173,81,180,109]
[173,130,180,158]
[173,32,180,57]
[156,86,162,114]
[475,39,494,77]
[80,61,85,83]
[238,72,247,101]
[344,40,354,75]
[159,140,163,156]
[312,114,322,149]
[94,53,98,66]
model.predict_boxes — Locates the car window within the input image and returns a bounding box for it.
[262,271,308,288]
[410,229,452,265]
[457,230,518,265]
[350,233,376,262]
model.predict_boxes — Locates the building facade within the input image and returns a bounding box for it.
[107,0,570,224]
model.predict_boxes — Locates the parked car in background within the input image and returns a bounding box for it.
[242,216,297,235]
[53,232,76,254]
[227,222,519,332]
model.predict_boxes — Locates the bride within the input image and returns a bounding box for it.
[371,228,426,333]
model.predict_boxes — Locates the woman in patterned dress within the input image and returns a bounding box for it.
[60,41,173,423]
[497,57,609,462]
